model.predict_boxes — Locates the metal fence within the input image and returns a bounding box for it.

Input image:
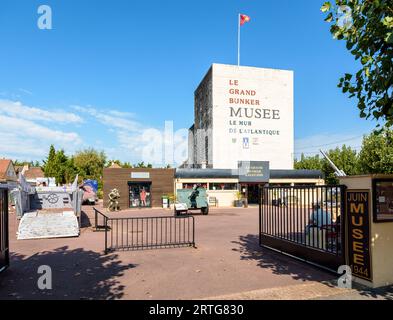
[259,185,346,272]
[0,188,9,273]
[94,208,195,253]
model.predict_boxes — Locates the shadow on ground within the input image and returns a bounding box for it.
[232,234,336,283]
[232,234,393,299]
[353,284,393,300]
[80,210,92,228]
[0,246,136,300]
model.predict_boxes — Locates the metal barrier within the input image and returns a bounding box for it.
[259,185,346,272]
[0,187,9,273]
[94,208,195,254]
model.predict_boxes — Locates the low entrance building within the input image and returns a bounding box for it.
[175,168,324,207]
[103,168,175,209]
[103,166,323,209]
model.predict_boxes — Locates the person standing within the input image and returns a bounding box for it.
[140,187,147,207]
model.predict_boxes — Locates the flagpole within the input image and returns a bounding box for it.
[237,13,240,66]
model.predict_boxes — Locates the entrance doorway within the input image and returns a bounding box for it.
[128,182,152,208]
[241,183,262,205]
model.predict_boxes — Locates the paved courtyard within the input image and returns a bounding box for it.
[0,204,389,300]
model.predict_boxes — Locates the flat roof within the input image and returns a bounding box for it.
[212,62,294,74]
[175,169,323,180]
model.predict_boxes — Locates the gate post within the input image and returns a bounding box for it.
[340,185,347,272]
[340,174,393,288]
[258,185,262,247]
[0,187,9,273]
[104,216,108,254]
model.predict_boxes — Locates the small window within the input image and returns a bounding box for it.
[209,183,238,191]
[182,183,207,189]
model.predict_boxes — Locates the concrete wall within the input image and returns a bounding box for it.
[340,175,393,288]
[211,64,294,170]
[192,68,213,167]
[30,191,73,210]
[190,64,294,170]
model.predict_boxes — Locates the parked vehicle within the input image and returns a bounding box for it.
[175,186,209,216]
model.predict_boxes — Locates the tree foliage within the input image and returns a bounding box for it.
[322,0,393,125]
[358,127,393,173]
[106,160,154,168]
[295,145,358,184]
[13,160,41,167]
[294,154,324,171]
[296,128,393,182]
[42,145,74,184]
[42,145,56,178]
[73,148,107,181]
[322,145,359,184]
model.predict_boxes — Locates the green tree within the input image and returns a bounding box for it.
[42,145,57,178]
[123,162,133,168]
[42,145,73,185]
[322,1,393,125]
[53,149,70,185]
[295,145,358,185]
[358,128,393,173]
[322,145,359,184]
[294,154,324,171]
[133,162,153,168]
[13,160,41,167]
[64,156,77,184]
[73,148,107,181]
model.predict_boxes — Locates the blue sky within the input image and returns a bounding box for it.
[0,0,378,165]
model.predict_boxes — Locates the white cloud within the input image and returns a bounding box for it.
[0,100,188,165]
[0,132,47,157]
[73,105,188,166]
[71,105,141,132]
[0,115,82,144]
[0,100,83,161]
[107,110,136,118]
[18,88,33,95]
[0,99,83,124]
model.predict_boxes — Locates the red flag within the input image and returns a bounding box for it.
[240,14,251,26]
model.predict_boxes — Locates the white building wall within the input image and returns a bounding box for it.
[210,64,294,170]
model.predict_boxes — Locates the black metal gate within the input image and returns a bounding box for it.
[94,208,195,253]
[0,187,9,273]
[259,185,346,273]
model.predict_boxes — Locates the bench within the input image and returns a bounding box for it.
[209,197,218,207]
